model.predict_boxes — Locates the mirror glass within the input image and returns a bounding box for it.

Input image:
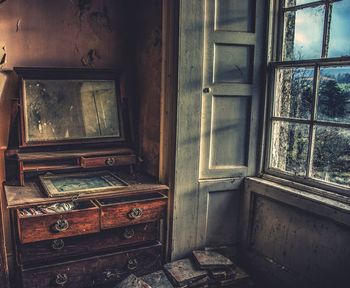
[23,80,122,143]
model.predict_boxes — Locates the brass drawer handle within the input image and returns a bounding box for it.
[52,239,65,250]
[55,273,68,286]
[103,269,125,280]
[127,208,143,219]
[105,157,116,166]
[123,228,135,239]
[127,259,138,271]
[52,219,69,233]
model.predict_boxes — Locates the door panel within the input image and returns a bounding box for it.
[200,0,266,179]
[215,0,255,32]
[197,180,242,248]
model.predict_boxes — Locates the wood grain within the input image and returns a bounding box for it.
[19,222,158,265]
[21,242,162,288]
[17,201,100,244]
[99,197,167,230]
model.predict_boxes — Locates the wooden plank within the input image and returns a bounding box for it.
[16,147,134,161]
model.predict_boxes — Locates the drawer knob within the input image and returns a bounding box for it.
[123,228,135,239]
[105,157,116,166]
[55,273,68,286]
[127,259,138,271]
[52,239,65,250]
[52,219,69,233]
[127,208,143,219]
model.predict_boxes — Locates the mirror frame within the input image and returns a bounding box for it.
[15,67,126,147]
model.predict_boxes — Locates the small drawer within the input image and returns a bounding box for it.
[21,242,162,288]
[17,201,100,244]
[79,154,136,168]
[19,222,158,265]
[96,193,167,230]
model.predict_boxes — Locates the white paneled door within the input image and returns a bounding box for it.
[172,0,266,259]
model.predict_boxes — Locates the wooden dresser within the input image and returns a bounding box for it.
[4,173,168,288]
[3,68,169,288]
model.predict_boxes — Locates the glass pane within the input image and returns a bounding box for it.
[317,66,350,124]
[24,80,121,143]
[274,67,314,119]
[215,0,254,32]
[270,121,310,175]
[283,6,324,60]
[328,0,350,58]
[312,126,350,187]
[284,0,320,8]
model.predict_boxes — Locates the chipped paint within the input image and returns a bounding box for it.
[81,48,100,67]
[16,19,21,32]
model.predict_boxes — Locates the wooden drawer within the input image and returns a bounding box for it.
[19,222,158,265]
[21,242,162,288]
[17,200,100,244]
[96,193,167,230]
[79,154,136,168]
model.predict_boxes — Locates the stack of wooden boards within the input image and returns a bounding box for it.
[115,250,252,288]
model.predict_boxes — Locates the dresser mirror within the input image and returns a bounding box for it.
[16,68,125,147]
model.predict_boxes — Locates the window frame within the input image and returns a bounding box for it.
[263,0,350,196]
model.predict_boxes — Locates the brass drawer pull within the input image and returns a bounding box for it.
[103,269,126,280]
[52,239,65,250]
[52,219,69,233]
[105,157,116,166]
[127,208,143,219]
[123,228,135,239]
[127,259,138,271]
[55,273,68,286]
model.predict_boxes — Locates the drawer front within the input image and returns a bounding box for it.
[80,154,136,168]
[100,198,167,230]
[21,242,162,288]
[17,204,100,244]
[19,222,158,265]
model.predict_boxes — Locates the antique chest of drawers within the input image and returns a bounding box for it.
[5,174,168,288]
[3,68,169,288]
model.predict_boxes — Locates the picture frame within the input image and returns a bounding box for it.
[39,171,129,197]
[14,67,125,147]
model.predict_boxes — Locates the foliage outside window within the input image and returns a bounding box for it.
[268,0,350,192]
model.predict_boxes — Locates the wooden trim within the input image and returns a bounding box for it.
[159,0,179,262]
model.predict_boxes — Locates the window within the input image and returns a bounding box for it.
[267,0,350,194]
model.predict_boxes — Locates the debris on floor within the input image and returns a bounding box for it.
[113,249,253,288]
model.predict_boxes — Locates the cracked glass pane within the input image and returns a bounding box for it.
[284,0,319,8]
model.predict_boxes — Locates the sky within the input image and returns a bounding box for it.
[285,0,350,60]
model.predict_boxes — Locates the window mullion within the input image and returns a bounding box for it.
[306,65,319,178]
[322,1,332,58]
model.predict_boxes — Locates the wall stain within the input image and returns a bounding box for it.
[88,6,112,39]
[0,0,7,4]
[76,0,92,18]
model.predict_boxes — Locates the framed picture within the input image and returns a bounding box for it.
[39,171,128,197]
[15,67,125,147]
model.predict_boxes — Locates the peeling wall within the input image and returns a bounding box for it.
[0,0,127,68]
[0,0,163,283]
